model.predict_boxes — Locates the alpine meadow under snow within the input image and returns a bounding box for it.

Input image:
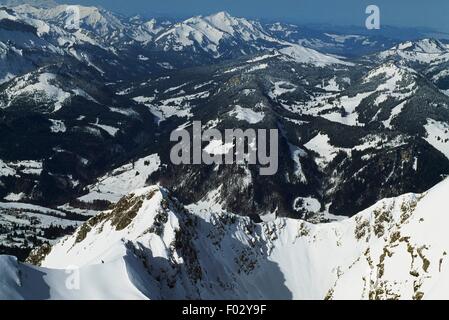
[0,1,449,300]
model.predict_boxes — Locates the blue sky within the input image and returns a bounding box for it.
[60,0,449,32]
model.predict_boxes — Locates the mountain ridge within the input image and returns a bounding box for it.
[1,177,448,299]
[1,4,449,301]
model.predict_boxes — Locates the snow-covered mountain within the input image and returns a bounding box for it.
[152,11,353,65]
[1,177,449,299]
[279,43,353,66]
[13,4,125,38]
[154,11,273,56]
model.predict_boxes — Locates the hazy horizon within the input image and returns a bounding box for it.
[0,0,448,34]
[51,0,449,33]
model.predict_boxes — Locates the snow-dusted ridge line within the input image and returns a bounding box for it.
[379,38,449,65]
[2,178,449,299]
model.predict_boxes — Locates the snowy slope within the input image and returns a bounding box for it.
[1,178,449,299]
[285,62,417,127]
[0,71,71,111]
[78,154,161,204]
[424,119,449,160]
[0,255,151,299]
[279,44,354,66]
[0,7,64,81]
[13,4,125,42]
